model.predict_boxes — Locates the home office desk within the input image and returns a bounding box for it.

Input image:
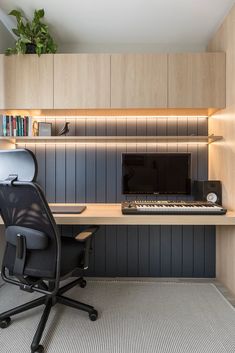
[0,203,234,279]
[14,203,235,226]
[0,203,235,226]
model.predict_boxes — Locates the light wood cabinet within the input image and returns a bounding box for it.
[111,54,168,108]
[54,54,110,109]
[0,52,226,110]
[0,54,53,109]
[168,53,226,108]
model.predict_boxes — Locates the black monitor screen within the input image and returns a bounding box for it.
[122,153,191,195]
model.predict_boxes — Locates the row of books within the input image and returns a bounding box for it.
[0,115,33,137]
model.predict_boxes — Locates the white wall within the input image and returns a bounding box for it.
[0,20,14,54]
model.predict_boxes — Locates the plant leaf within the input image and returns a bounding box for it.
[5,47,17,56]
[12,28,20,36]
[38,8,44,18]
[9,9,22,20]
[6,7,57,55]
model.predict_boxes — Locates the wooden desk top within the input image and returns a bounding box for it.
[0,203,235,226]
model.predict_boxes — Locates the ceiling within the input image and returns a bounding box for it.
[0,0,234,52]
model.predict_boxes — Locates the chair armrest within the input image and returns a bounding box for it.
[75,227,98,242]
[75,226,99,270]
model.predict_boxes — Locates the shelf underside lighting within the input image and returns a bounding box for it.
[1,135,222,146]
[16,142,209,146]
[0,108,213,118]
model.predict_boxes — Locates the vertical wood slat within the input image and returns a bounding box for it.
[35,145,46,190]
[105,225,117,276]
[96,145,106,202]
[149,226,161,276]
[55,145,66,202]
[76,118,86,136]
[66,145,76,202]
[46,146,56,202]
[76,145,86,202]
[182,226,194,277]
[204,225,216,277]
[138,226,149,276]
[106,145,117,202]
[26,115,214,278]
[116,225,128,276]
[198,145,208,180]
[193,225,205,277]
[160,225,172,276]
[127,226,138,276]
[172,225,183,276]
[94,226,106,275]
[86,145,96,202]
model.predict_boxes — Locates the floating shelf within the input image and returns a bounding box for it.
[0,135,223,145]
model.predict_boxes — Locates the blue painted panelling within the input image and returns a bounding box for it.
[25,116,215,277]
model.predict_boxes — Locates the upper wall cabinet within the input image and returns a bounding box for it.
[0,54,54,109]
[54,54,110,109]
[111,54,168,108]
[168,53,226,108]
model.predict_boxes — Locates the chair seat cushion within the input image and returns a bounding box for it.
[3,237,85,279]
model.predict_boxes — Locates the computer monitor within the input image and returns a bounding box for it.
[122,152,191,195]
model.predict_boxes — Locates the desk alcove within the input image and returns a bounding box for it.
[0,115,225,278]
[1,203,234,278]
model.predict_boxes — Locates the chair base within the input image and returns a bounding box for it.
[0,277,98,353]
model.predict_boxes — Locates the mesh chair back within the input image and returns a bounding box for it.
[0,149,60,279]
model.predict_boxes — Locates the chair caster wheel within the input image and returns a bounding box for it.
[89,309,98,321]
[0,317,11,329]
[31,344,44,353]
[79,279,87,288]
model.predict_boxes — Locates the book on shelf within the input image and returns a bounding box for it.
[0,115,33,137]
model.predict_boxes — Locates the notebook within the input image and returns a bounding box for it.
[50,205,86,214]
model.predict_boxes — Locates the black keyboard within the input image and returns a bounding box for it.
[121,200,227,215]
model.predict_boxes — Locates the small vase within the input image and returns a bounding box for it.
[25,43,36,54]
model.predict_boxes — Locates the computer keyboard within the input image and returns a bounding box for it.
[121,200,227,215]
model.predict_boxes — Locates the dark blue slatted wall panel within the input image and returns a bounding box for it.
[24,116,215,277]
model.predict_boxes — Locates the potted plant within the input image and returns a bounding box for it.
[5,8,57,56]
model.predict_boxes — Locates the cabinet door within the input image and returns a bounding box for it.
[111,54,167,108]
[54,54,110,108]
[168,53,225,108]
[0,54,53,109]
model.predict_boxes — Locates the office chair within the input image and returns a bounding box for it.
[0,149,98,353]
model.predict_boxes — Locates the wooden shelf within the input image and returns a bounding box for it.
[0,135,223,145]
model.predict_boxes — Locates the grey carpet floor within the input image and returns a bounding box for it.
[0,280,235,353]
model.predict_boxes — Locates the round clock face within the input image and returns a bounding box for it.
[206,192,218,203]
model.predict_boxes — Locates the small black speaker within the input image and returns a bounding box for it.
[193,180,222,205]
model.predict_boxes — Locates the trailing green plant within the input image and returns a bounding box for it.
[5,8,57,56]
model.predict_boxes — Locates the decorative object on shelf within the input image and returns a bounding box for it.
[58,122,70,136]
[33,120,39,136]
[38,122,52,136]
[5,8,57,56]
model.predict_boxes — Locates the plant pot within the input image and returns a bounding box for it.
[25,43,36,54]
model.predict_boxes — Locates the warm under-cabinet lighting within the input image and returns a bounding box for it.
[16,142,209,147]
[34,115,208,120]
[0,108,211,118]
